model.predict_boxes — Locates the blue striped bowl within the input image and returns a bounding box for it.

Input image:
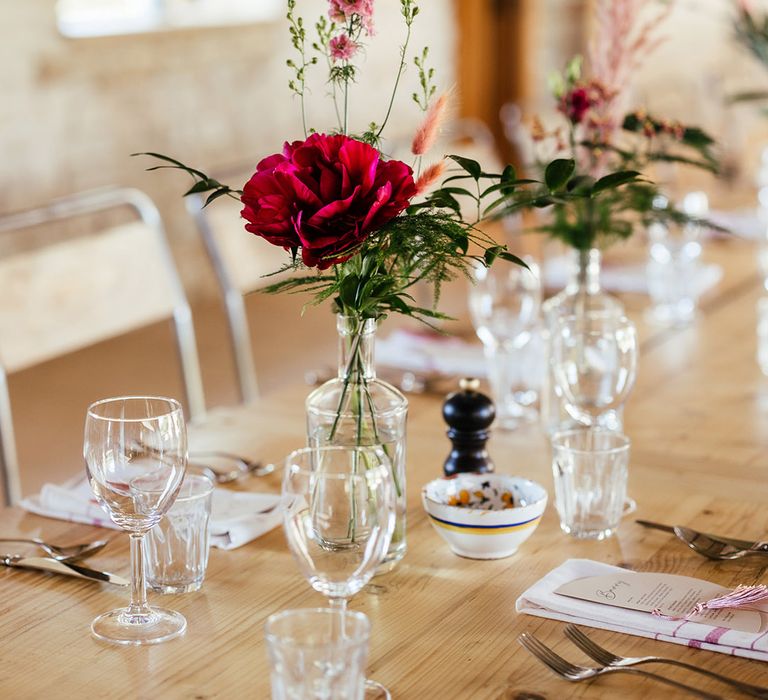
[421,473,547,559]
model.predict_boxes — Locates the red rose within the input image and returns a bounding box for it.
[561,87,592,124]
[240,133,416,269]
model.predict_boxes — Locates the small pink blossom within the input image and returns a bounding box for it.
[329,33,360,62]
[328,0,375,34]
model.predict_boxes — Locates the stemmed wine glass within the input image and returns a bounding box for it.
[282,445,396,700]
[468,259,544,429]
[551,312,638,431]
[84,396,187,645]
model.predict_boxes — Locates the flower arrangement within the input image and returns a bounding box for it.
[142,0,536,329]
[500,0,719,251]
[138,0,679,565]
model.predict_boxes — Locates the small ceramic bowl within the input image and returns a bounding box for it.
[421,473,547,559]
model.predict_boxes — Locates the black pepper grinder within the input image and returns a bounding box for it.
[442,377,495,476]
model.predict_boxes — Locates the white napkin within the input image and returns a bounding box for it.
[516,559,768,662]
[377,328,487,377]
[20,477,282,551]
[543,257,723,296]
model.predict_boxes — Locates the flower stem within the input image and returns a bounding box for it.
[376,9,414,138]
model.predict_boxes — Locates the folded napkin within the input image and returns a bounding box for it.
[543,257,723,296]
[516,559,768,662]
[377,328,487,377]
[20,477,282,551]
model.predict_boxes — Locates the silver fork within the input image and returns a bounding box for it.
[518,632,723,700]
[565,624,768,699]
[675,526,768,561]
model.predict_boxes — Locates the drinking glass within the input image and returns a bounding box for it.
[84,396,187,645]
[646,192,707,327]
[146,473,214,594]
[469,259,543,429]
[282,446,395,699]
[551,428,632,540]
[265,608,370,700]
[551,311,638,431]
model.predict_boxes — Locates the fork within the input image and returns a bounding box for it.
[675,526,768,561]
[565,625,768,699]
[518,632,723,699]
[189,451,275,482]
[0,537,109,562]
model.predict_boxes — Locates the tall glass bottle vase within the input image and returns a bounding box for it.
[306,315,408,572]
[540,248,624,434]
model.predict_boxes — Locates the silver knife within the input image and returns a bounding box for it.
[636,519,768,551]
[1,555,129,585]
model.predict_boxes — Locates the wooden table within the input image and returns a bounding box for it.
[2,238,768,699]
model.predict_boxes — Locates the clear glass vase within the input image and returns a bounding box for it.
[540,248,625,434]
[306,315,408,572]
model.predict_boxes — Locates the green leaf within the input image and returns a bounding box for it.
[204,189,232,207]
[447,154,483,180]
[428,190,461,213]
[566,175,595,195]
[681,126,715,148]
[484,245,502,266]
[338,274,360,309]
[436,186,479,200]
[480,179,538,198]
[132,152,209,181]
[501,164,516,183]
[544,159,575,192]
[497,251,529,268]
[184,179,219,196]
[591,171,641,196]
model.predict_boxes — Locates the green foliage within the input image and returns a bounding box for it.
[138,151,534,326]
[620,114,719,173]
[261,207,526,326]
[413,46,436,111]
[131,153,242,206]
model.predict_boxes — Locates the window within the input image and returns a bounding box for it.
[57,0,282,38]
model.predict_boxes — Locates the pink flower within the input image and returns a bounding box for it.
[561,87,593,124]
[329,33,359,62]
[559,80,614,126]
[328,0,375,34]
[241,133,416,269]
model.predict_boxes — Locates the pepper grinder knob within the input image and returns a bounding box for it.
[442,377,495,477]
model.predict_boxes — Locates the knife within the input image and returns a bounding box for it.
[636,519,767,551]
[1,555,129,586]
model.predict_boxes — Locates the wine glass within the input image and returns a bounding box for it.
[551,312,638,431]
[469,259,544,429]
[282,446,396,700]
[84,396,187,645]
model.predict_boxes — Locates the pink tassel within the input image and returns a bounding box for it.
[414,160,446,194]
[652,585,768,621]
[411,93,449,156]
[691,585,768,615]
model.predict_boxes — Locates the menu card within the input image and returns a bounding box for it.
[556,571,768,634]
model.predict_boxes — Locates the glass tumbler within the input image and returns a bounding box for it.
[646,192,707,327]
[146,474,214,593]
[469,258,544,429]
[265,608,370,700]
[551,428,631,540]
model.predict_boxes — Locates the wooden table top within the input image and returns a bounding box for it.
[2,237,768,699]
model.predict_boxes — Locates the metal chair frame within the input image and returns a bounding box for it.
[186,193,259,403]
[0,186,206,505]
